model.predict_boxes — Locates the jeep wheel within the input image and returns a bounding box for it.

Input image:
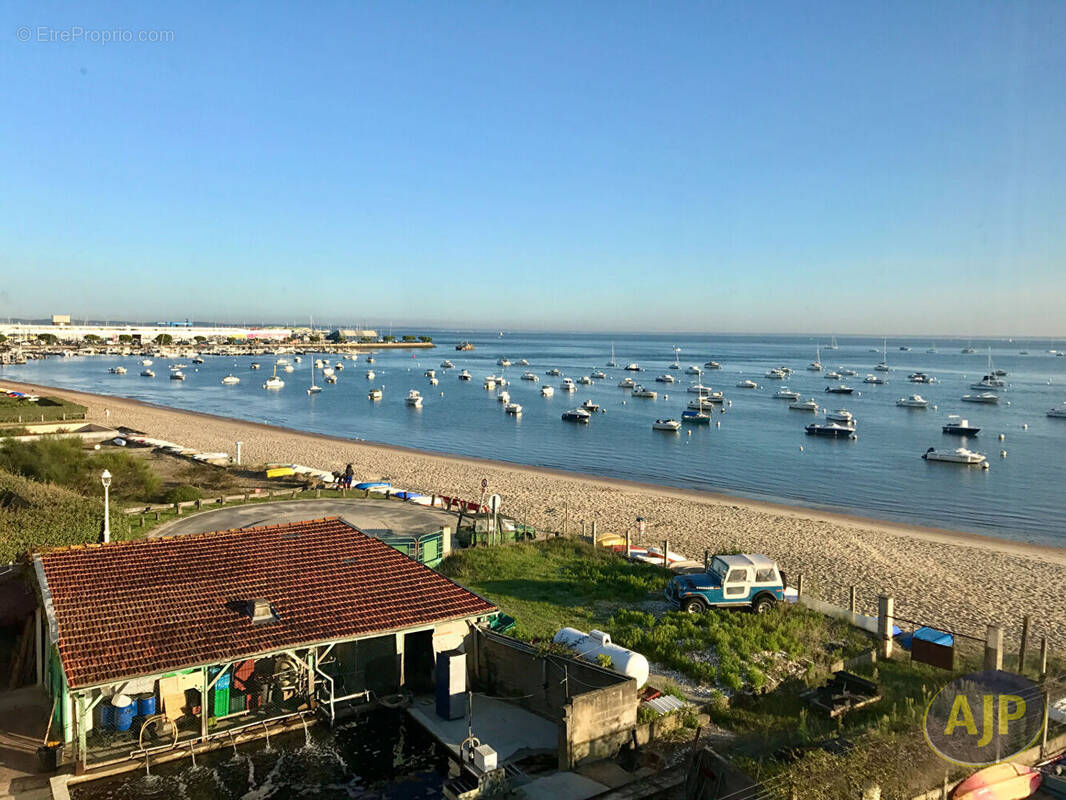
[752,595,776,614]
[682,597,707,614]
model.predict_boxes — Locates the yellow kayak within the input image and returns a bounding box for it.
[952,763,1041,800]
[264,466,295,479]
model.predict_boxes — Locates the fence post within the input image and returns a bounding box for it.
[564,503,569,537]
[797,574,804,598]
[1018,615,1030,674]
[154,511,160,521]
[625,529,631,558]
[877,594,894,659]
[218,496,224,505]
[582,520,586,540]
[316,488,321,499]
[983,625,1003,671]
[662,539,669,569]
[849,586,857,615]
[139,515,144,528]
[704,549,709,570]
[243,493,249,504]
[1042,688,1051,757]
[1040,637,1049,680]
[175,502,182,517]
[591,521,597,547]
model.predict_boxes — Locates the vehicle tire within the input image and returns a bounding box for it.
[681,597,707,614]
[752,595,776,614]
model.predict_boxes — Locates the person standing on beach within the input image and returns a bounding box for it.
[344,463,354,488]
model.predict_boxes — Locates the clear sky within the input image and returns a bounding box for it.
[1,1,1063,335]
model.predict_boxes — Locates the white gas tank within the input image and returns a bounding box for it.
[552,628,649,688]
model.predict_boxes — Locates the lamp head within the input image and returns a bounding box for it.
[101,469,112,489]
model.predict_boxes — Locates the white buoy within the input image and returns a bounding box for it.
[1006,401,1011,406]
[932,404,938,411]
[799,445,804,451]
[716,420,721,428]
[999,433,1005,441]
[1023,423,1028,430]
[622,400,626,405]
[664,394,669,400]
[688,430,692,436]
[1001,450,1007,457]
[727,400,733,407]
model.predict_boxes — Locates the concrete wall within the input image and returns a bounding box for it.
[469,629,638,769]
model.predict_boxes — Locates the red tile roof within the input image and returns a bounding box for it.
[37,518,496,688]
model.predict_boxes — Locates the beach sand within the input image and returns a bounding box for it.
[7,379,1065,650]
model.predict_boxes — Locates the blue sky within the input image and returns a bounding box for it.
[1,1,1063,334]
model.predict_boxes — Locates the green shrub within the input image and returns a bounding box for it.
[0,469,131,563]
[596,653,614,669]
[0,438,162,502]
[165,484,203,504]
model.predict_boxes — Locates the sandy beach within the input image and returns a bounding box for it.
[6,379,1065,650]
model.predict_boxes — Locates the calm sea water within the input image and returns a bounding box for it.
[7,332,1066,545]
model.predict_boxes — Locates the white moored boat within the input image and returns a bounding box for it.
[405,389,423,408]
[656,374,675,383]
[789,398,819,412]
[521,372,539,382]
[591,370,607,379]
[581,399,600,412]
[826,409,854,424]
[140,358,153,366]
[808,346,822,372]
[685,365,701,375]
[546,368,561,376]
[632,385,657,398]
[652,418,681,431]
[440,360,454,369]
[109,366,127,374]
[541,385,555,397]
[618,377,636,389]
[459,370,472,381]
[624,363,641,371]
[497,358,511,367]
[922,447,988,466]
[140,369,155,378]
[773,388,801,400]
[578,376,592,385]
[687,383,711,395]
[863,374,885,384]
[704,361,721,370]
[505,402,522,415]
[1047,403,1066,418]
[221,374,240,385]
[262,365,284,390]
[961,393,1000,404]
[560,378,576,392]
[170,370,187,381]
[368,388,382,400]
[366,370,375,380]
[765,368,786,379]
[562,408,591,423]
[736,379,757,389]
[896,395,928,408]
[498,391,510,403]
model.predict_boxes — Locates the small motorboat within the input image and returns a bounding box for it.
[275,358,289,366]
[1046,403,1066,418]
[942,415,980,435]
[578,375,592,385]
[773,388,801,400]
[825,409,854,424]
[805,422,857,438]
[825,385,854,394]
[283,364,295,373]
[366,356,374,363]
[687,383,711,395]
[581,399,600,412]
[541,386,555,397]
[405,389,423,408]
[765,369,786,379]
[824,371,841,380]
[170,370,187,381]
[908,372,934,383]
[789,398,819,412]
[497,358,511,367]
[334,362,344,370]
[483,377,496,390]
[896,394,928,408]
[735,379,757,389]
[685,365,701,375]
[521,372,539,382]
[262,366,284,390]
[221,374,240,385]
[368,388,383,400]
[624,363,641,371]
[518,359,530,366]
[366,370,376,380]
[961,393,1000,404]
[498,391,511,403]
[562,408,591,423]
[424,369,436,378]
[703,361,721,369]
[922,447,988,466]
[250,362,261,370]
[440,360,454,369]
[653,418,681,431]
[560,378,576,392]
[307,382,322,394]
[325,374,338,384]
[140,358,153,366]
[632,385,657,398]
[874,362,890,372]
[591,370,607,379]
[863,374,886,384]
[546,368,562,376]
[618,377,636,389]
[459,370,472,381]
[109,366,127,374]
[656,374,675,383]
[840,368,857,376]
[505,402,523,415]
[429,377,438,385]
[140,369,155,377]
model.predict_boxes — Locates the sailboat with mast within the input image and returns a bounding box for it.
[874,338,889,372]
[306,316,323,394]
[807,346,822,371]
[971,348,1006,389]
[607,342,617,368]
[826,335,839,351]
[670,346,681,370]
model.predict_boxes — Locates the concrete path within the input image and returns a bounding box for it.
[0,686,54,799]
[150,499,458,540]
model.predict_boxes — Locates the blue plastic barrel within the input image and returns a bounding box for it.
[112,696,135,732]
[137,694,157,716]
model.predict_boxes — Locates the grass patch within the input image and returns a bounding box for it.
[439,538,671,639]
[0,436,161,501]
[0,395,86,423]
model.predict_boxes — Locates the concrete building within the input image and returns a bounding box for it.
[0,322,292,342]
[32,517,496,772]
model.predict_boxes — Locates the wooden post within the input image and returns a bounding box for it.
[984,625,1003,671]
[704,549,709,570]
[625,529,631,558]
[849,586,857,615]
[564,503,569,537]
[591,521,597,547]
[662,539,669,569]
[1042,688,1051,756]
[316,488,321,498]
[175,502,182,516]
[797,574,804,598]
[196,499,203,511]
[1040,637,1048,680]
[154,511,160,521]
[243,493,249,504]
[581,520,586,540]
[877,594,894,659]
[139,514,145,528]
[1018,615,1030,674]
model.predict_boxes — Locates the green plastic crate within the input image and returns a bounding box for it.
[213,688,230,718]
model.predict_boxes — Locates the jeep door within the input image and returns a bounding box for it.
[723,567,751,602]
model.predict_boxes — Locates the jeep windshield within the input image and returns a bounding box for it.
[709,556,732,580]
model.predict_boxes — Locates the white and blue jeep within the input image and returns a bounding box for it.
[665,553,786,614]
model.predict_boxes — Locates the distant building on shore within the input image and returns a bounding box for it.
[0,322,293,342]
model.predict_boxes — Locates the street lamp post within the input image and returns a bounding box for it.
[101,469,112,543]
